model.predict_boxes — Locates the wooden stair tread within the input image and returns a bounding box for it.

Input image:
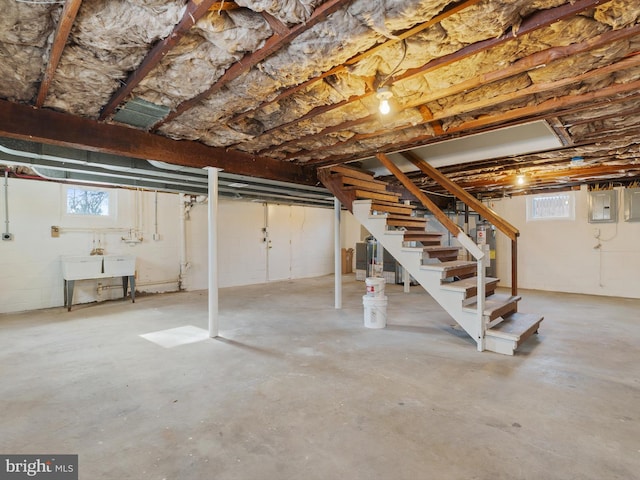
[352,190,401,202]
[387,219,427,227]
[402,226,430,232]
[334,175,388,191]
[441,276,499,299]
[423,245,460,252]
[421,260,476,273]
[346,186,400,196]
[328,165,376,181]
[464,293,521,320]
[385,213,423,220]
[422,260,476,270]
[422,245,460,260]
[440,276,499,292]
[486,312,543,342]
[403,231,442,237]
[371,200,416,208]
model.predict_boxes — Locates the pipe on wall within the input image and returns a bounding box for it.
[178,193,189,290]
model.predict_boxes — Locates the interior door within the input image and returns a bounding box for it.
[266,204,292,281]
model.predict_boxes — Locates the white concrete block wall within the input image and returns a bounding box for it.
[340,210,362,272]
[0,179,183,313]
[490,186,640,299]
[0,179,353,313]
[185,201,337,289]
[185,199,269,290]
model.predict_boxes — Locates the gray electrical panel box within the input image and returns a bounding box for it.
[623,187,640,222]
[588,190,617,223]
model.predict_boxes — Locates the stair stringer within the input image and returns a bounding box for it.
[353,200,482,346]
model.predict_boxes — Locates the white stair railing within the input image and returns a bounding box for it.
[456,232,486,351]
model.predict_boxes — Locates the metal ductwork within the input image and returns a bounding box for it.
[0,137,334,207]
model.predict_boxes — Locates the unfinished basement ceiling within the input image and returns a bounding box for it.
[0,0,639,198]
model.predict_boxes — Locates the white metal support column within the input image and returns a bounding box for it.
[334,197,342,309]
[206,167,221,338]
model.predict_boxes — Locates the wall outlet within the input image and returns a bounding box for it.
[152,233,161,241]
[2,232,14,241]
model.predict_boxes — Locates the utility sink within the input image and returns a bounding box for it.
[103,255,136,276]
[61,256,103,280]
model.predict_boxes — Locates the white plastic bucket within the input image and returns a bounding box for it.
[365,277,386,297]
[363,294,388,329]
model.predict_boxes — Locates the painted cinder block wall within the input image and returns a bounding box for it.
[491,186,640,299]
[0,178,361,314]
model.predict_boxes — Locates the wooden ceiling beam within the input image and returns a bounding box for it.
[392,0,606,85]
[35,0,83,108]
[546,117,573,147]
[451,74,640,133]
[228,0,484,126]
[0,100,317,185]
[440,55,640,123]
[563,107,640,128]
[154,0,352,129]
[252,7,636,160]
[209,1,240,11]
[309,82,633,169]
[260,11,290,37]
[306,66,640,168]
[452,164,640,190]
[99,0,218,120]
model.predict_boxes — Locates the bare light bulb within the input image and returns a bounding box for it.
[516,174,526,185]
[379,98,391,115]
[376,87,393,115]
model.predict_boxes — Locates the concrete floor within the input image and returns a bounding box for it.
[1,275,639,479]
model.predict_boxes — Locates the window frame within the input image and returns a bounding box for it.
[526,192,575,222]
[61,185,118,225]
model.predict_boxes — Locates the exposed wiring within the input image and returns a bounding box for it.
[596,222,618,242]
[378,40,407,88]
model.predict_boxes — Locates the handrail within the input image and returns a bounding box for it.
[402,151,519,240]
[376,153,486,350]
[376,153,461,237]
[401,151,519,297]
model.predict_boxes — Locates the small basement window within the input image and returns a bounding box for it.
[60,185,118,227]
[66,186,111,216]
[527,192,574,221]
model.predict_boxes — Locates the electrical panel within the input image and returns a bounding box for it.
[588,190,617,223]
[623,187,640,222]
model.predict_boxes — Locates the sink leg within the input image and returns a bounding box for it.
[66,280,74,312]
[130,275,135,303]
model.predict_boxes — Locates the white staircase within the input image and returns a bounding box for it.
[319,164,542,356]
[353,200,542,355]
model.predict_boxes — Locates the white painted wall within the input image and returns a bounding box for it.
[0,179,343,314]
[340,210,362,272]
[185,200,336,289]
[0,179,181,313]
[490,186,640,299]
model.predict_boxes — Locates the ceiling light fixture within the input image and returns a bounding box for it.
[376,87,393,115]
[516,173,526,186]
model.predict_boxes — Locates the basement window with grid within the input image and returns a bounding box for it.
[526,192,575,221]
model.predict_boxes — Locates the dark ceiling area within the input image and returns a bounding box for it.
[0,0,638,201]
